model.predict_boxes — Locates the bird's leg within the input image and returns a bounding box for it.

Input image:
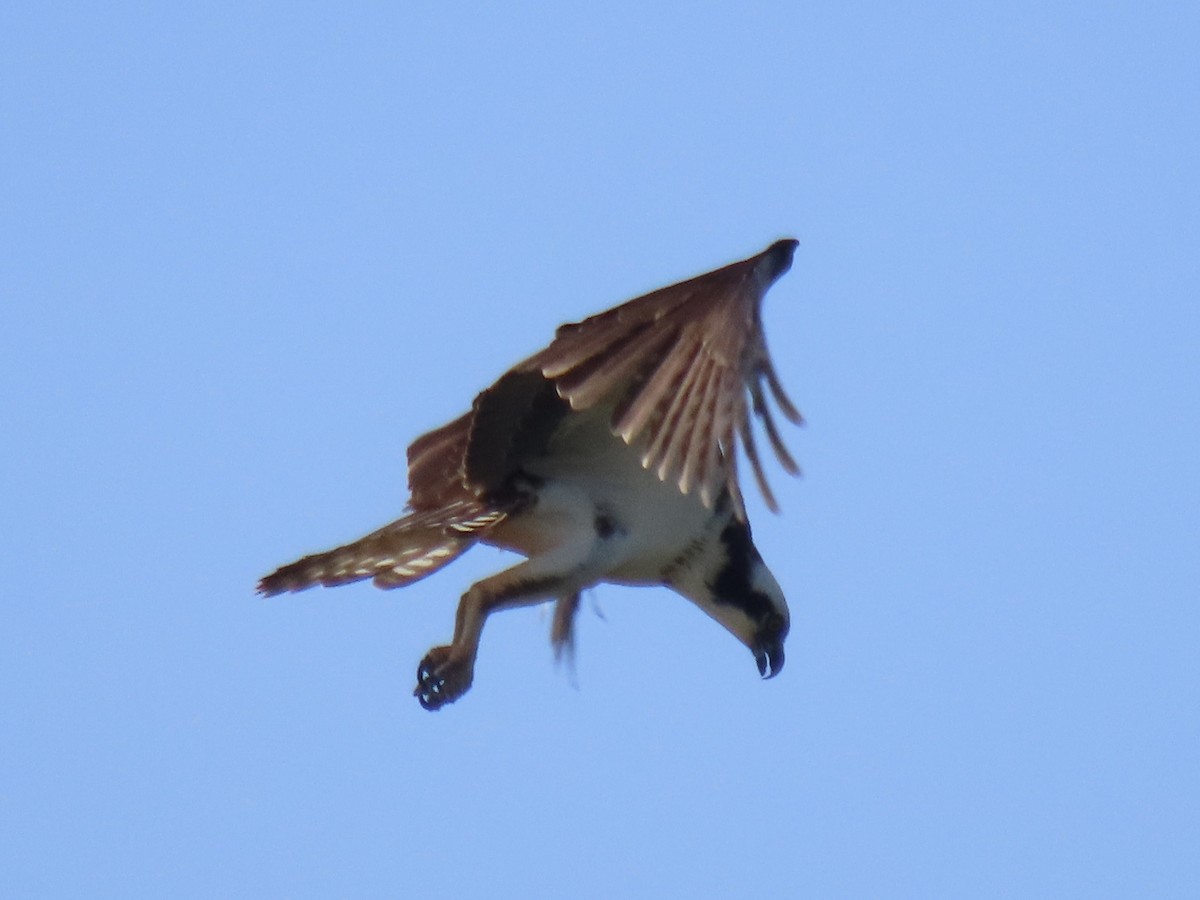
[414,564,581,711]
[414,482,632,710]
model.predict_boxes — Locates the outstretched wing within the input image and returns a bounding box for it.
[518,239,802,519]
[256,498,505,595]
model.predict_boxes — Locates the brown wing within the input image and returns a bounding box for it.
[406,412,472,509]
[256,498,504,596]
[405,239,801,521]
[406,371,570,510]
[517,239,802,519]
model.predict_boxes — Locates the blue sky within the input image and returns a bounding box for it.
[3,3,1198,897]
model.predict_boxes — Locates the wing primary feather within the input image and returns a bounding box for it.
[651,339,709,483]
[677,355,721,497]
[763,357,804,424]
[643,334,705,477]
[549,320,651,388]
[699,369,734,508]
[615,328,690,443]
[539,314,638,378]
[752,379,801,476]
[739,401,780,514]
[724,428,748,521]
[538,282,692,379]
[554,321,670,409]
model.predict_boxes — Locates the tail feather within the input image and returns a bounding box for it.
[258,501,505,596]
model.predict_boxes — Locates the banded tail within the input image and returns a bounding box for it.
[257,500,505,596]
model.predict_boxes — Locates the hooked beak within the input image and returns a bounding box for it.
[753,637,786,679]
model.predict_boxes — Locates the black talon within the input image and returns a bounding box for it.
[415,682,442,710]
[413,647,469,711]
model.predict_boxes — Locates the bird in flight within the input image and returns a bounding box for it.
[259,239,803,710]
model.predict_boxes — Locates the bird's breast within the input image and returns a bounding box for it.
[486,411,725,584]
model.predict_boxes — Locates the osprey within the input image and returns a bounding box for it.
[259,239,803,710]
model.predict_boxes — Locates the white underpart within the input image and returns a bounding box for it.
[522,404,718,584]
[499,478,638,595]
[494,403,790,654]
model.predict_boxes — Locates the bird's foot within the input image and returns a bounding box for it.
[414,645,474,711]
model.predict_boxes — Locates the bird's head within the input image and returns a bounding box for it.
[673,515,791,680]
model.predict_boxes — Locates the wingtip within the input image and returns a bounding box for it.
[757,239,798,283]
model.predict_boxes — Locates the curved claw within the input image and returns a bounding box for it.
[414,662,446,711]
[413,646,473,711]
